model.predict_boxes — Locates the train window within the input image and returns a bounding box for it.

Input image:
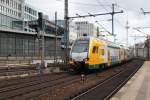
[92,46,98,54]
[101,49,105,55]
[72,40,89,53]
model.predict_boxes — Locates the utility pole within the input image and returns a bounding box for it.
[141,8,150,15]
[111,4,121,42]
[54,12,57,66]
[112,4,115,36]
[38,12,45,74]
[28,12,45,74]
[97,27,100,37]
[64,0,69,67]
[146,36,149,59]
[41,26,45,68]
[125,20,129,47]
[134,34,136,57]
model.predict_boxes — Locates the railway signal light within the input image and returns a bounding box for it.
[38,12,44,30]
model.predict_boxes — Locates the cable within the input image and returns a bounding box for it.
[117,4,141,14]
[70,1,111,7]
[96,0,109,12]
[57,0,111,7]
[95,1,126,28]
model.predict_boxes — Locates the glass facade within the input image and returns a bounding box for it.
[24,5,37,21]
[0,0,23,29]
[0,13,23,29]
[0,0,23,19]
[0,0,38,31]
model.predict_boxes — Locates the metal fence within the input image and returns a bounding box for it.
[0,31,65,64]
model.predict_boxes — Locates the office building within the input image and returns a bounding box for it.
[0,0,38,31]
[75,21,97,38]
[0,0,24,29]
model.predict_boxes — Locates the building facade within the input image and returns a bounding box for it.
[0,0,24,30]
[75,21,96,38]
[24,3,38,32]
[0,0,64,62]
[0,0,38,31]
[134,39,150,59]
[24,3,38,21]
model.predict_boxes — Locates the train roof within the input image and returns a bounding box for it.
[76,36,128,49]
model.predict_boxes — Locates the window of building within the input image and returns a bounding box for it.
[0,6,1,12]
[29,8,31,14]
[12,10,14,15]
[16,12,17,16]
[14,11,16,16]
[16,2,18,9]
[10,0,13,7]
[10,9,12,14]
[5,8,7,13]
[14,2,16,9]
[3,6,5,13]
[18,12,21,17]
[35,11,37,16]
[1,0,4,3]
[6,0,9,5]
[18,4,21,10]
[8,9,10,14]
[13,1,15,8]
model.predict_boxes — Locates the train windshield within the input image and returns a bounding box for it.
[72,40,89,53]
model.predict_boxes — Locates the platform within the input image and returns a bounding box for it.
[111,61,150,100]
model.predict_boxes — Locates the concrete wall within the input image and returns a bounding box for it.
[0,31,64,62]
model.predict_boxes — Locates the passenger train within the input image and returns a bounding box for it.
[69,36,131,71]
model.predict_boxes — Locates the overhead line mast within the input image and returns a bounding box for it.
[68,4,123,37]
[141,8,150,15]
[64,2,123,66]
[64,0,69,67]
[68,11,123,20]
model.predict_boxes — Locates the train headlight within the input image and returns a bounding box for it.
[69,58,74,64]
[70,58,74,61]
[83,58,89,61]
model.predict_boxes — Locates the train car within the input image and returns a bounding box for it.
[107,42,121,66]
[69,36,130,72]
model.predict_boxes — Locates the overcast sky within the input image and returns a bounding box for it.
[26,0,150,46]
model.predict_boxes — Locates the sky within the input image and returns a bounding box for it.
[26,0,150,46]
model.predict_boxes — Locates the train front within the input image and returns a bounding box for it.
[69,38,90,71]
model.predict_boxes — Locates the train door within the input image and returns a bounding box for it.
[92,46,99,62]
[107,50,111,66]
[118,49,121,63]
[100,46,107,64]
[90,46,99,69]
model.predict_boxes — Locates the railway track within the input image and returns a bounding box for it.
[0,73,78,100]
[36,59,144,100]
[0,66,37,77]
[71,59,144,100]
[0,59,144,100]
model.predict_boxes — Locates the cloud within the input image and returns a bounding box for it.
[26,0,150,45]
[26,0,60,20]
